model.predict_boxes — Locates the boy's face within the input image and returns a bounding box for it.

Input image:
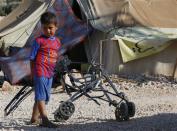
[42,23,57,37]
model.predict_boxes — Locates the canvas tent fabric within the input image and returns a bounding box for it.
[113,35,171,63]
[0,0,91,84]
[77,0,177,31]
[84,30,177,77]
[0,0,53,55]
[77,0,177,63]
[76,0,177,77]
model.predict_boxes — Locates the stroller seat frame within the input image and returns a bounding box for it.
[4,55,135,122]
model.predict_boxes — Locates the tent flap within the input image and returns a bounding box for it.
[0,0,50,53]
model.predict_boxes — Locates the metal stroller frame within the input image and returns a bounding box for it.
[4,55,135,122]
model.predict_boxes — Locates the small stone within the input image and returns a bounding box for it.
[1,81,14,92]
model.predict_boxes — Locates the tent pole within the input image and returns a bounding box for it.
[99,40,103,66]
[99,39,110,75]
[99,40,102,77]
[172,58,177,80]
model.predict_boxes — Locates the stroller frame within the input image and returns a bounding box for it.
[4,55,135,122]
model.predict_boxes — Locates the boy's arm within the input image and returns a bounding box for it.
[30,40,40,60]
[30,60,34,80]
[30,40,40,79]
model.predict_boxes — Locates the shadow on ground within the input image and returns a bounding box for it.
[1,113,177,131]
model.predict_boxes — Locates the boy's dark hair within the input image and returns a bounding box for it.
[40,11,57,25]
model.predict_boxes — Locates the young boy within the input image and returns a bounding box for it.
[30,11,61,128]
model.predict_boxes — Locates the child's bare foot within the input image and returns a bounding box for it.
[26,119,41,126]
[40,117,58,128]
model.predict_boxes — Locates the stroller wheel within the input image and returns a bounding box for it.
[115,102,129,121]
[54,101,75,122]
[127,101,136,117]
[59,101,75,117]
[54,110,69,122]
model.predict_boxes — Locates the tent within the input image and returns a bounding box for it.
[0,0,53,55]
[0,0,91,84]
[77,0,177,78]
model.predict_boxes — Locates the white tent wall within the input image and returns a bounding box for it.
[78,0,177,31]
[85,30,177,78]
[0,0,32,31]
[0,0,52,55]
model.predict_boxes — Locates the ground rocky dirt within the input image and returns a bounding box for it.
[0,76,177,131]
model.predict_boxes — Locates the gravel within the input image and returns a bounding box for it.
[1,75,177,131]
